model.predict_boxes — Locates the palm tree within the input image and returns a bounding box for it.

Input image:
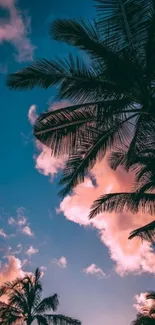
[0,268,81,325]
[6,1,155,195]
[6,1,155,229]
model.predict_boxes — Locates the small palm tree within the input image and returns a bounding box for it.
[0,268,81,325]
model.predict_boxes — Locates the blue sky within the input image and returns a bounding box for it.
[0,1,155,325]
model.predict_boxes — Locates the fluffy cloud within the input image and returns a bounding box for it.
[34,142,65,180]
[83,263,106,279]
[134,293,155,314]
[26,245,39,256]
[28,101,70,180]
[22,226,34,237]
[53,256,67,268]
[0,0,35,62]
[0,255,26,295]
[59,160,155,276]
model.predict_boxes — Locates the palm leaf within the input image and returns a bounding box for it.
[128,220,155,242]
[34,98,133,156]
[59,115,133,197]
[95,0,152,51]
[89,192,155,218]
[35,294,59,313]
[46,314,81,325]
[35,315,48,325]
[146,291,155,300]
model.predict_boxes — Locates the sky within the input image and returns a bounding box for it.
[0,1,155,325]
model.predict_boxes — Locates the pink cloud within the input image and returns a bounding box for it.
[83,263,106,279]
[28,105,38,125]
[34,143,65,180]
[0,0,35,62]
[59,160,155,276]
[22,226,34,237]
[53,256,67,268]
[26,245,39,256]
[134,293,155,314]
[28,101,71,181]
[0,255,26,302]
[8,208,34,237]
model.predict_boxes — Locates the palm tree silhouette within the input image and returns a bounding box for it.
[6,1,155,236]
[0,268,81,325]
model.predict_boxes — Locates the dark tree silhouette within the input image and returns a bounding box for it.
[0,268,81,325]
[5,1,155,239]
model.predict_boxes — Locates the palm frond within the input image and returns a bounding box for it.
[34,102,97,156]
[35,315,48,325]
[6,55,101,98]
[95,0,152,52]
[128,220,155,242]
[59,116,133,197]
[146,291,155,300]
[35,294,59,314]
[89,192,155,218]
[46,314,81,325]
[34,98,133,156]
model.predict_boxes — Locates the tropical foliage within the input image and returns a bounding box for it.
[0,268,81,325]
[6,0,155,240]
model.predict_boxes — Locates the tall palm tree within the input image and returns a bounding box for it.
[6,0,155,196]
[0,268,81,325]
[6,0,155,236]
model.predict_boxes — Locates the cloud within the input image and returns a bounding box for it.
[134,293,155,314]
[22,226,34,237]
[83,263,106,279]
[59,160,155,276]
[8,244,23,255]
[0,0,35,62]
[30,99,155,276]
[0,255,26,298]
[53,256,67,268]
[34,143,65,180]
[28,105,38,125]
[26,245,39,256]
[8,208,34,237]
[28,101,70,181]
[0,229,8,238]
[0,255,32,302]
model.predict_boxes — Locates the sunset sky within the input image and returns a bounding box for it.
[0,1,155,325]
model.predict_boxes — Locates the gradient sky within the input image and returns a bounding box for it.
[0,1,155,325]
